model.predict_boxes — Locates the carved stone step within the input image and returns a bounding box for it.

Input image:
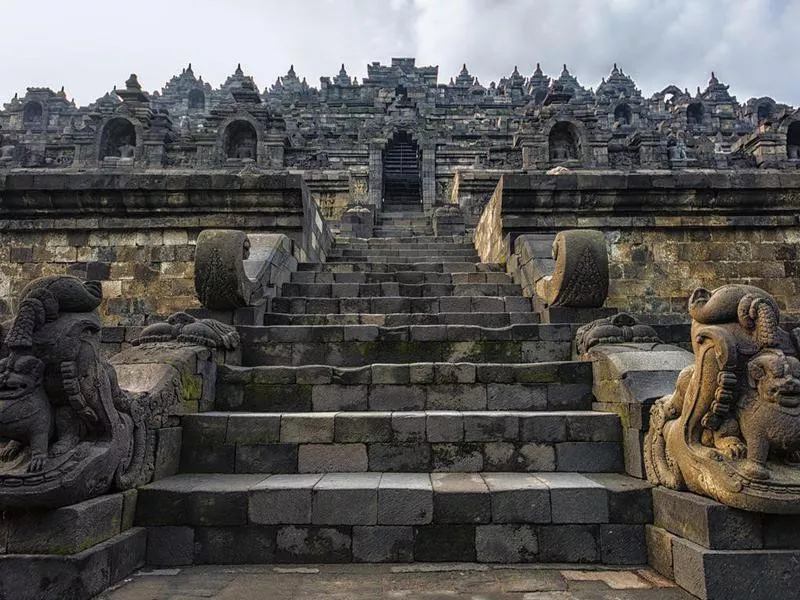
[179,411,621,474]
[264,312,539,327]
[297,262,503,274]
[237,327,573,367]
[337,235,470,245]
[216,361,593,412]
[289,271,513,285]
[280,282,522,299]
[136,472,651,564]
[327,254,478,263]
[270,295,533,314]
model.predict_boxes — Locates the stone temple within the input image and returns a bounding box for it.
[0,58,799,600]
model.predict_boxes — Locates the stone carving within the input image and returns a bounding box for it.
[134,312,240,350]
[194,229,254,309]
[645,284,800,512]
[535,229,609,308]
[575,312,662,357]
[0,276,146,509]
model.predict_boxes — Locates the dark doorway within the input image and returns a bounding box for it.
[788,122,800,160]
[99,118,136,160]
[382,131,421,207]
[687,103,704,126]
[188,88,205,111]
[23,101,43,126]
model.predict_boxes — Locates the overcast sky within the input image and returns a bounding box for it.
[1,0,797,107]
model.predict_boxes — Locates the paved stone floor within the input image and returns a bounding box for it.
[98,564,697,599]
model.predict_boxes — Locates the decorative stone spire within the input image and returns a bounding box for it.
[126,74,141,91]
[235,63,243,76]
[533,63,543,77]
[186,63,193,76]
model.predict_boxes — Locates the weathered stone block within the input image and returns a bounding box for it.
[146,526,194,566]
[378,473,433,525]
[194,526,276,564]
[312,473,380,525]
[7,494,124,555]
[249,474,323,525]
[482,473,551,523]
[537,473,609,524]
[298,444,367,473]
[652,487,763,550]
[353,526,414,563]
[281,413,335,443]
[476,524,538,563]
[413,525,476,562]
[431,473,490,523]
[276,525,352,563]
[537,525,599,563]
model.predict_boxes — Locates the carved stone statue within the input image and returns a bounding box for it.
[134,312,240,350]
[0,276,145,508]
[645,284,800,512]
[575,312,662,357]
[118,137,136,159]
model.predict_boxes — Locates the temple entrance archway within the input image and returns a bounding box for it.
[382,131,421,207]
[614,103,632,126]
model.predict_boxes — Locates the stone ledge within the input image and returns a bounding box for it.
[0,528,146,600]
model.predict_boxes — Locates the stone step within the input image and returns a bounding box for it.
[327,254,479,263]
[336,247,476,255]
[237,327,573,366]
[297,262,503,274]
[270,296,532,314]
[289,271,513,285]
[180,411,621,474]
[280,282,522,299]
[137,472,651,564]
[336,235,470,245]
[264,312,539,327]
[334,244,476,253]
[373,229,435,238]
[216,361,591,412]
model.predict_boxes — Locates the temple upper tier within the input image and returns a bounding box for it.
[0,57,797,176]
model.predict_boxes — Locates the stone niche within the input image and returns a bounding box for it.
[99,117,137,162]
[548,121,580,162]
[187,88,205,111]
[22,100,43,127]
[224,119,258,161]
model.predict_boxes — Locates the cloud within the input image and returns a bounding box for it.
[0,0,795,106]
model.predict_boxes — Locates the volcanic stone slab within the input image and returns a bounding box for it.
[353,526,414,563]
[476,524,538,563]
[652,487,763,550]
[482,473,551,523]
[312,473,380,525]
[431,473,490,523]
[378,473,433,525]
[249,474,324,524]
[146,526,194,566]
[536,473,609,523]
[7,493,124,555]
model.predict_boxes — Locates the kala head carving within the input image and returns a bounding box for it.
[645,284,800,512]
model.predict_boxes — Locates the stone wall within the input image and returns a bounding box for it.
[476,170,800,319]
[0,171,331,325]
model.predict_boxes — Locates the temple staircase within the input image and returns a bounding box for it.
[136,222,652,566]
